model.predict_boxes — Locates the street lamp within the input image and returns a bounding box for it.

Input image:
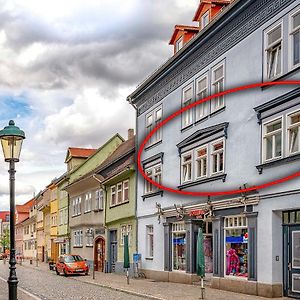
[0,120,25,300]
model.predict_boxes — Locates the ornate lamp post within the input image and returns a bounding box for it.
[0,120,25,300]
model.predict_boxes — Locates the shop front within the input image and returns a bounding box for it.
[163,214,213,283]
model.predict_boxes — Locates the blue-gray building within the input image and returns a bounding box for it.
[128,0,300,297]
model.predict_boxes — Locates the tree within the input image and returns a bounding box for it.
[0,229,10,253]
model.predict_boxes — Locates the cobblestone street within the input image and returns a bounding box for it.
[0,261,290,300]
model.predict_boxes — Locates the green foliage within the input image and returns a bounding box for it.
[0,229,10,251]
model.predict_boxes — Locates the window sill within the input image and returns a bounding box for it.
[71,214,81,218]
[84,211,92,214]
[73,246,83,248]
[142,190,164,200]
[178,173,227,190]
[256,153,300,174]
[181,123,193,133]
[210,106,226,117]
[194,116,209,126]
[145,257,153,260]
[261,65,300,90]
[145,140,162,151]
[93,208,103,212]
[86,245,93,248]
[110,200,129,209]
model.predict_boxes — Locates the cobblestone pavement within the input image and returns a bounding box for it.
[0,261,290,300]
[0,262,144,300]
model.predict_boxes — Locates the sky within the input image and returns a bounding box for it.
[0,0,199,210]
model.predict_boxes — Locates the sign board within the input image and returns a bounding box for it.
[189,209,206,219]
[133,253,141,263]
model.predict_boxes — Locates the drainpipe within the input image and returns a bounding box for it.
[128,97,139,255]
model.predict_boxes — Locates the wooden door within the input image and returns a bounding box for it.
[94,237,105,272]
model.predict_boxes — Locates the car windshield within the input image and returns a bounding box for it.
[64,255,84,263]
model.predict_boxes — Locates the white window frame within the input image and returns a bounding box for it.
[120,224,132,246]
[262,116,283,162]
[175,36,184,53]
[195,145,208,179]
[145,105,163,147]
[171,222,186,272]
[117,183,123,204]
[287,109,300,156]
[211,62,225,113]
[85,192,92,213]
[181,151,193,183]
[95,189,104,210]
[289,8,300,70]
[146,225,154,259]
[182,83,194,128]
[144,163,162,194]
[111,186,116,207]
[201,11,209,29]
[211,138,225,175]
[264,22,283,80]
[195,73,209,121]
[123,180,129,202]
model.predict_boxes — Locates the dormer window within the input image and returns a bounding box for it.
[201,11,209,29]
[175,36,184,53]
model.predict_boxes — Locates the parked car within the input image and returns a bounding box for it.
[55,254,89,276]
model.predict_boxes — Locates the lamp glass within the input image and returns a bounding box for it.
[0,136,23,161]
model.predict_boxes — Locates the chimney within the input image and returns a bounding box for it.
[128,128,134,139]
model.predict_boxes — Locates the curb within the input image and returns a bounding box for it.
[71,276,166,300]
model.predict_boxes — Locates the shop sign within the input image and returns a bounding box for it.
[95,228,105,235]
[189,209,206,219]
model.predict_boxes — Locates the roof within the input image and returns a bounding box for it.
[16,198,34,214]
[193,0,232,21]
[65,136,135,189]
[169,25,200,45]
[0,211,9,222]
[65,147,97,163]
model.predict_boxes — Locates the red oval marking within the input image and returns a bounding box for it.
[137,81,300,196]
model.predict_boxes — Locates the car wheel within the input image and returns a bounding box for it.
[63,269,68,277]
[85,271,88,276]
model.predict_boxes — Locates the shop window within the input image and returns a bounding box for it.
[265,23,282,79]
[182,84,194,128]
[224,216,248,278]
[288,110,300,155]
[290,9,300,68]
[172,222,186,271]
[262,118,282,162]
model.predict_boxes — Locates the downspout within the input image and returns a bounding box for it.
[128,97,139,254]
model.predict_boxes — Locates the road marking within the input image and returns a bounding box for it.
[0,276,43,300]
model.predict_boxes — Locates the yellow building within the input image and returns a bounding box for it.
[49,179,59,261]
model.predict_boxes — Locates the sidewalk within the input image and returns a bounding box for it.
[21,260,288,300]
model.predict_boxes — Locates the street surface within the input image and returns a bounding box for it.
[0,263,144,300]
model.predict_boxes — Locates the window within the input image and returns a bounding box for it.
[123,180,129,202]
[263,118,282,161]
[72,196,81,216]
[111,186,116,206]
[120,224,132,246]
[182,84,193,128]
[195,146,208,179]
[144,163,162,194]
[291,10,300,68]
[175,36,184,52]
[146,225,154,258]
[201,11,209,29]
[74,230,83,247]
[211,140,224,174]
[224,216,248,278]
[181,152,192,183]
[211,63,225,112]
[265,24,282,79]
[95,189,104,210]
[196,75,209,121]
[146,106,162,147]
[111,180,130,206]
[288,110,300,155]
[86,228,94,246]
[84,192,92,213]
[172,222,186,271]
[117,183,123,204]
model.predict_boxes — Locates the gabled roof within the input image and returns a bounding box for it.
[0,211,9,222]
[193,0,231,21]
[169,25,199,45]
[16,198,34,214]
[65,147,97,163]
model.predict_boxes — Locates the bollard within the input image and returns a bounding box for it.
[93,264,95,280]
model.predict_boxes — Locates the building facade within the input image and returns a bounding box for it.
[67,134,124,269]
[97,131,136,274]
[128,0,300,297]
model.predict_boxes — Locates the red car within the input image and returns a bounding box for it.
[55,254,89,276]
